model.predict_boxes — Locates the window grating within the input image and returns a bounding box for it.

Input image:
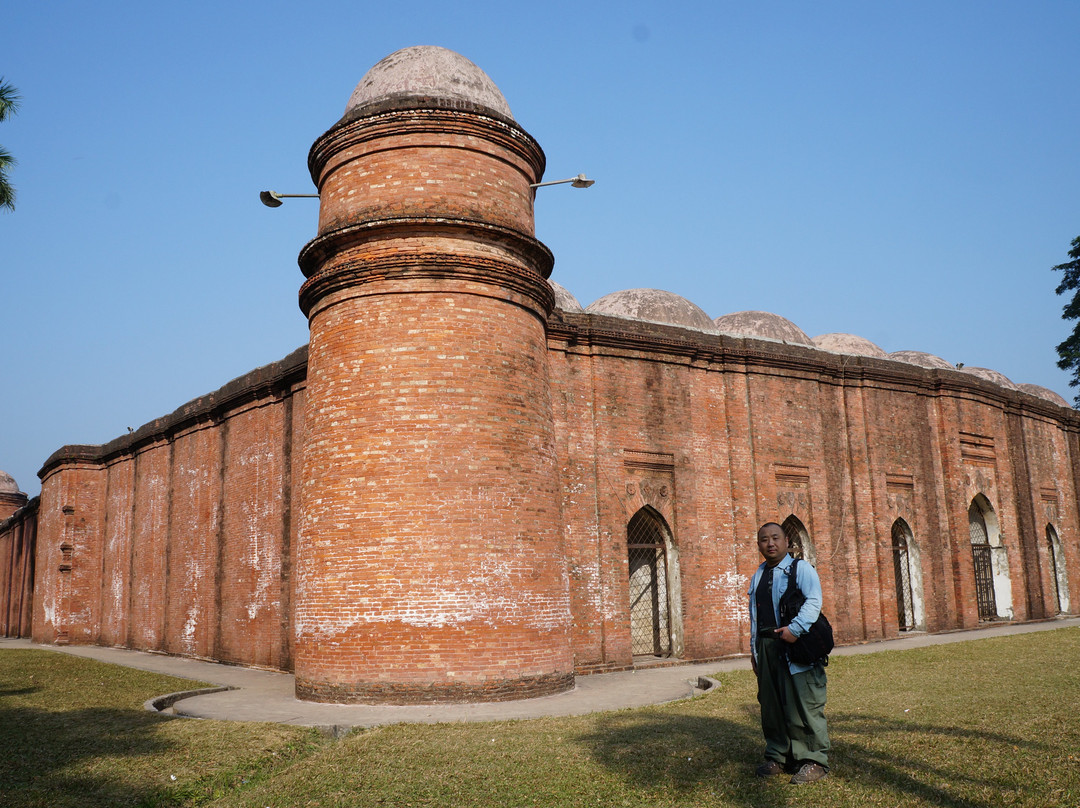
[891,522,915,631]
[627,510,670,657]
[968,502,997,620]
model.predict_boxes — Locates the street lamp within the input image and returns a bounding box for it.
[529,173,595,189]
[260,190,319,208]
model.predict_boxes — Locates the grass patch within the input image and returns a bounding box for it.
[3,628,1079,807]
[0,649,325,807]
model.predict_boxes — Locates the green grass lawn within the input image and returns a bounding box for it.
[2,628,1079,807]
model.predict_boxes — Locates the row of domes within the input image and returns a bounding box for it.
[551,283,1069,408]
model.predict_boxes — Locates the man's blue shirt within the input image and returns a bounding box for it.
[748,553,823,674]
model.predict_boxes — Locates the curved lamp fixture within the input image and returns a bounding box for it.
[530,173,595,189]
[260,190,319,208]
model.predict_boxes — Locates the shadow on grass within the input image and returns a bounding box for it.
[578,706,1049,808]
[0,702,180,808]
[828,711,1053,807]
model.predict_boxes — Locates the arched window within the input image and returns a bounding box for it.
[627,508,673,657]
[968,499,997,620]
[968,495,1012,621]
[890,519,927,631]
[781,515,815,567]
[1047,524,1070,614]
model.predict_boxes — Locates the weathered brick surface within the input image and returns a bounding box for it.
[545,313,1080,669]
[0,498,37,637]
[33,349,306,667]
[25,314,1080,695]
[19,61,1080,704]
[286,89,577,704]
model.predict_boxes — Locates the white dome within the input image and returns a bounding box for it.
[959,366,1017,390]
[548,280,584,312]
[812,333,887,358]
[714,311,812,345]
[0,470,20,496]
[889,350,954,370]
[346,46,513,119]
[1018,384,1070,407]
[586,289,718,333]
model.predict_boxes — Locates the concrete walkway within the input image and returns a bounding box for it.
[3,616,1077,734]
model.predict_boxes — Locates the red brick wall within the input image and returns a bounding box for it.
[292,98,573,704]
[0,498,37,637]
[34,349,306,669]
[547,312,1080,671]
[163,423,221,660]
[33,461,107,645]
[29,315,1080,693]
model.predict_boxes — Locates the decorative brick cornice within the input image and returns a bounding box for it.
[297,217,555,317]
[298,216,553,277]
[309,103,545,184]
[548,311,1080,426]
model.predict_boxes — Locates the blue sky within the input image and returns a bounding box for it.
[3,1,1079,495]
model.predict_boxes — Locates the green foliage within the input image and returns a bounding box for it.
[0,77,20,211]
[1053,235,1080,403]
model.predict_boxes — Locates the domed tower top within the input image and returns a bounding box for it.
[0,470,19,496]
[302,46,548,289]
[0,469,27,521]
[344,46,514,121]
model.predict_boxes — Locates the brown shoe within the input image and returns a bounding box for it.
[755,760,785,778]
[789,762,828,784]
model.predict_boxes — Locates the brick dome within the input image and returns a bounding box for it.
[812,333,888,358]
[714,311,813,345]
[1019,384,1070,407]
[549,280,584,312]
[345,46,514,120]
[889,350,954,370]
[961,366,1018,390]
[586,289,718,333]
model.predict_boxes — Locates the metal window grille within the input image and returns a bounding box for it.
[968,504,997,620]
[891,522,915,631]
[781,516,806,560]
[627,510,670,657]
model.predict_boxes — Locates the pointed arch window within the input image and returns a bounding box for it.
[891,520,915,631]
[627,508,672,657]
[969,500,997,620]
[781,515,815,566]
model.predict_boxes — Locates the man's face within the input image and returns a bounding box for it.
[757,524,789,566]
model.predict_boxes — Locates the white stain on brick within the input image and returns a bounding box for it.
[706,570,750,617]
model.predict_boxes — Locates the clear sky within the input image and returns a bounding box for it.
[3,1,1079,496]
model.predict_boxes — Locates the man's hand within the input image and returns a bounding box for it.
[775,625,798,644]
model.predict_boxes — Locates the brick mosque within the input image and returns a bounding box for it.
[1,46,1077,703]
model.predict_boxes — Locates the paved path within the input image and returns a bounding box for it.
[3,617,1077,733]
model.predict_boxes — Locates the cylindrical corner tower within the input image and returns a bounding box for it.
[293,47,573,703]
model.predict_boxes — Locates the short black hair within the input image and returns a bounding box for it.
[758,521,783,534]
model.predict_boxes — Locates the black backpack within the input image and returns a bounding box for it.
[777,558,834,666]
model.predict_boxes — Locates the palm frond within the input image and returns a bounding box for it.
[0,79,21,122]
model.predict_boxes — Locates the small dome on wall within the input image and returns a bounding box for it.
[960,366,1018,390]
[586,289,718,333]
[714,311,813,345]
[549,280,584,312]
[1018,384,1071,407]
[812,333,888,358]
[889,350,955,370]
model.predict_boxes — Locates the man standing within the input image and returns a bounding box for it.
[748,521,830,784]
